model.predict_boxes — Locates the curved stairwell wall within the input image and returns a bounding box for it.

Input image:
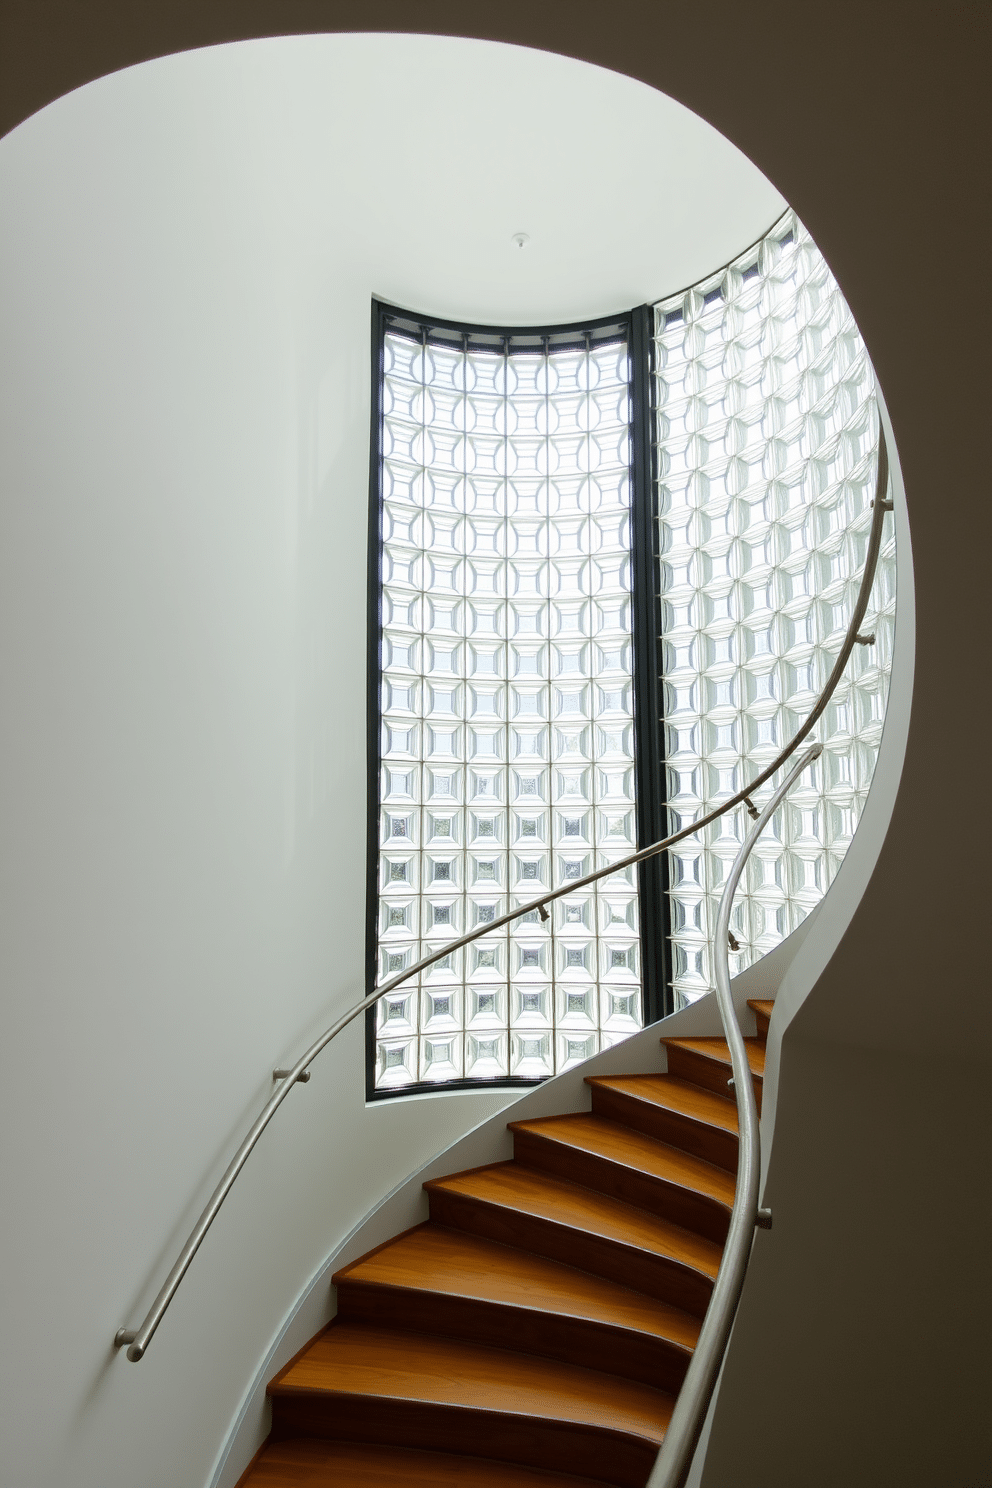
[4,11,987,1488]
[0,36,790,1488]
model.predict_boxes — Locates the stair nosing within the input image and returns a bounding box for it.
[425,1162,725,1279]
[661,1035,766,1078]
[269,1321,674,1441]
[582,1075,741,1136]
[335,1226,700,1352]
[338,1275,698,1357]
[510,1113,739,1193]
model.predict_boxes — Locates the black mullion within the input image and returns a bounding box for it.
[630,304,673,1024]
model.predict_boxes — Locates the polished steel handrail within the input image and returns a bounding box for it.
[646,741,822,1488]
[115,434,891,1362]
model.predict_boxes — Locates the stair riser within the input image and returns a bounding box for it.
[751,1011,771,1038]
[585,1089,739,1173]
[663,1046,763,1115]
[426,1186,716,1317]
[335,1280,693,1393]
[268,1394,661,1488]
[511,1129,732,1243]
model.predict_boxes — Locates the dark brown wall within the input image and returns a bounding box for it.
[3,3,989,1482]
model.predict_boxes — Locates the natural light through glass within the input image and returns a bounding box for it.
[654,209,897,1003]
[375,324,642,1089]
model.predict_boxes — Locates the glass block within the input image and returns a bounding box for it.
[421,986,463,1030]
[377,991,416,1036]
[557,1032,598,1071]
[376,321,642,1085]
[375,1038,418,1090]
[513,984,552,1026]
[420,1035,464,1083]
[557,984,596,1026]
[601,986,641,1030]
[467,985,506,1026]
[512,1031,554,1078]
[466,1031,510,1079]
[654,208,896,1006]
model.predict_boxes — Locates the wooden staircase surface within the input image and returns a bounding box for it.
[241,1439,612,1486]
[239,999,774,1488]
[749,1000,774,1037]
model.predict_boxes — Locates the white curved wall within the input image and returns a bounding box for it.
[0,35,784,1488]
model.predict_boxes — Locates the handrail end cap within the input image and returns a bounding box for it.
[115,1328,145,1360]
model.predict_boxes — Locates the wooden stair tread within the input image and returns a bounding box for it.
[747,999,774,1021]
[334,1223,699,1351]
[241,1438,610,1486]
[661,1036,765,1078]
[582,1075,739,1134]
[425,1162,723,1277]
[251,1018,758,1477]
[511,1112,737,1200]
[271,1322,673,1443]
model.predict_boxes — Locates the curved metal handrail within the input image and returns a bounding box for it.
[646,740,822,1488]
[115,434,892,1362]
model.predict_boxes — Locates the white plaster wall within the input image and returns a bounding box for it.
[0,35,783,1488]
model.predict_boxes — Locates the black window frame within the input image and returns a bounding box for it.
[366,298,672,1101]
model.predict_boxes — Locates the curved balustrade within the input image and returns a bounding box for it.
[115,427,892,1488]
[645,740,821,1487]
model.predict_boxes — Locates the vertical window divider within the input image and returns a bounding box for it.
[417,325,430,1083]
[630,303,674,1023]
[501,335,512,1069]
[459,330,470,1079]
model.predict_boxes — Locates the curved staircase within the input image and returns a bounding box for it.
[237,1001,773,1488]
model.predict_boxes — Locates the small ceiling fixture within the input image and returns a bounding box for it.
[511,232,530,249]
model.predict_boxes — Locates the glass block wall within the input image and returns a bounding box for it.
[654,209,897,1003]
[374,320,643,1090]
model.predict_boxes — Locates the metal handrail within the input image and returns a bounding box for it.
[115,433,891,1362]
[646,741,821,1488]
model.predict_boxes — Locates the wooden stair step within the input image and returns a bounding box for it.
[582,1076,739,1171]
[662,1036,765,1078]
[748,999,774,1038]
[425,1161,722,1316]
[240,1438,613,1486]
[334,1222,698,1392]
[660,1037,765,1111]
[509,1112,735,1236]
[268,1322,672,1488]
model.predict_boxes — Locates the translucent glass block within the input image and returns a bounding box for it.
[654,208,896,1005]
[376,1038,419,1089]
[420,1034,464,1083]
[465,1031,510,1080]
[557,1031,599,1071]
[375,323,641,1088]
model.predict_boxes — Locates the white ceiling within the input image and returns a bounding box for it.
[12,32,785,327]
